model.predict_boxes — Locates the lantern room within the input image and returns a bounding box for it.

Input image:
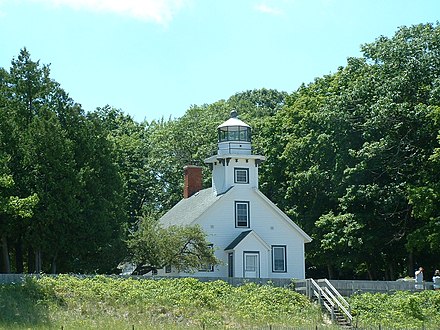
[217,110,251,155]
[205,110,265,194]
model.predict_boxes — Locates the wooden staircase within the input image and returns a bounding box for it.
[297,278,353,329]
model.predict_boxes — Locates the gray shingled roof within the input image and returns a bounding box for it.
[224,230,252,250]
[159,188,224,228]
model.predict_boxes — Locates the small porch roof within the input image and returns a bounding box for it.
[224,230,270,251]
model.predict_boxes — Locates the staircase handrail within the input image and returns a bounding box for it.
[316,279,352,323]
[322,286,352,323]
[319,288,334,314]
[309,279,333,313]
[322,279,351,311]
[308,278,321,299]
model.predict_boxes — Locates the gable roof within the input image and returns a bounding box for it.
[224,230,252,250]
[158,186,312,244]
[253,188,312,243]
[159,187,224,228]
[224,230,270,251]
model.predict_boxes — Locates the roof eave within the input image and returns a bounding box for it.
[253,188,312,243]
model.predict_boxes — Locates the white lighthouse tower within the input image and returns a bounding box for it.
[204,110,265,195]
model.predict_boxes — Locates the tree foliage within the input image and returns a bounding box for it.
[2,23,440,279]
[127,216,218,273]
[257,23,440,279]
[0,49,125,274]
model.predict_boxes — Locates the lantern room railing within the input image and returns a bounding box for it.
[217,142,252,155]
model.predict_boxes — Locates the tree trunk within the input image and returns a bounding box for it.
[408,251,414,277]
[15,239,24,273]
[327,263,334,279]
[27,248,35,273]
[1,233,11,273]
[51,254,57,274]
[367,268,373,280]
[35,249,42,273]
[389,263,395,281]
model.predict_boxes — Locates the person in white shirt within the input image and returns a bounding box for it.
[415,267,424,289]
[432,269,440,290]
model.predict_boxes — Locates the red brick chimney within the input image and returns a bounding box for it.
[183,165,202,198]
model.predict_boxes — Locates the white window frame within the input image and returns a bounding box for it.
[234,168,249,184]
[272,245,287,273]
[235,201,250,228]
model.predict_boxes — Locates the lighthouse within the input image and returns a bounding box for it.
[158,109,311,280]
[204,110,265,195]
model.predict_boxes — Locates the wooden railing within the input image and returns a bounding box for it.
[327,279,433,295]
[318,279,352,324]
[299,278,352,328]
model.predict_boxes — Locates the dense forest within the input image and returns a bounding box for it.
[1,23,439,280]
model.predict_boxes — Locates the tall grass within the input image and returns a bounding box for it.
[0,275,328,329]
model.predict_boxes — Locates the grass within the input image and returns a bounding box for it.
[0,275,330,329]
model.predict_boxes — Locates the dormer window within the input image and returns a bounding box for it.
[234,168,249,184]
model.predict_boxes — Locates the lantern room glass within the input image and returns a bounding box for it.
[218,126,251,142]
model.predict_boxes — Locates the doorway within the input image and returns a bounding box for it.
[228,252,234,277]
[243,252,259,278]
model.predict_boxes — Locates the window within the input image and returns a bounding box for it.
[165,265,171,273]
[235,201,250,228]
[218,127,251,142]
[272,245,287,272]
[239,129,249,142]
[234,168,249,184]
[199,244,214,272]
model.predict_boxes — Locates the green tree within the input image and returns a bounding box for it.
[22,107,79,273]
[259,23,440,279]
[0,64,39,273]
[93,106,158,217]
[0,155,38,273]
[69,111,126,273]
[146,102,228,211]
[407,104,440,266]
[2,49,126,273]
[127,215,218,274]
[146,89,287,212]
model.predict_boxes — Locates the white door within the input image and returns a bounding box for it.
[244,252,259,278]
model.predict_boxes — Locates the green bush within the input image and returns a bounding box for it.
[350,290,440,329]
[0,275,324,329]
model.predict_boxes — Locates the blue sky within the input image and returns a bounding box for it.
[1,0,439,122]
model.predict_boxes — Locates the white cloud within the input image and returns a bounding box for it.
[28,0,190,25]
[254,2,283,16]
